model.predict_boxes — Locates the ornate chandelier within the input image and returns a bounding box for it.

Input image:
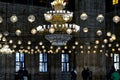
[45,34,72,46]
[37,0,80,46]
[37,0,80,34]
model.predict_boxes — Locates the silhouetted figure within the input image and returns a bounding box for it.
[111,70,120,80]
[18,68,24,80]
[82,67,89,80]
[71,69,77,80]
[23,69,28,80]
[107,66,116,80]
[88,68,92,80]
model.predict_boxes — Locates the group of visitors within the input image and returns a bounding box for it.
[81,66,92,80]
[71,67,92,80]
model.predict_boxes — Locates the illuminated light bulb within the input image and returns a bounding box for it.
[31,28,37,35]
[107,32,111,37]
[105,53,108,57]
[108,44,112,47]
[58,47,61,50]
[42,46,45,49]
[62,50,65,53]
[49,27,55,33]
[80,45,83,49]
[75,41,79,45]
[81,51,84,54]
[9,40,13,44]
[95,40,99,44]
[111,34,116,40]
[0,16,3,23]
[112,48,115,52]
[39,42,43,45]
[2,37,6,42]
[16,29,21,36]
[27,41,31,45]
[66,28,72,34]
[103,39,108,44]
[3,31,9,36]
[96,30,102,36]
[100,50,103,53]
[31,49,34,52]
[27,46,31,50]
[50,46,53,49]
[13,45,17,48]
[35,46,38,49]
[28,15,35,23]
[43,49,46,53]
[88,50,90,54]
[93,50,96,53]
[63,14,70,21]
[88,46,91,49]
[80,12,88,20]
[72,46,76,49]
[94,45,98,49]
[64,46,67,49]
[101,45,105,48]
[10,14,18,23]
[24,50,28,53]
[83,27,88,33]
[96,14,104,23]
[118,48,120,51]
[18,40,22,45]
[110,53,113,57]
[113,15,120,23]
[69,50,72,53]
[116,44,119,47]
[44,14,52,21]
[109,38,113,42]
[36,26,44,32]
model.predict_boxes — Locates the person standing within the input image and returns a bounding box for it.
[111,70,120,80]
[82,67,89,80]
[71,69,77,80]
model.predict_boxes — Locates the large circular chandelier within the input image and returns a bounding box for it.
[36,0,80,46]
[37,0,80,35]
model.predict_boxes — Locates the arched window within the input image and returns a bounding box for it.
[15,52,25,72]
[113,54,119,70]
[61,54,69,72]
[39,53,48,72]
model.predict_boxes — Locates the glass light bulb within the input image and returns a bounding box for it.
[16,29,21,36]
[96,14,104,23]
[10,15,18,23]
[28,15,35,23]
[80,12,88,20]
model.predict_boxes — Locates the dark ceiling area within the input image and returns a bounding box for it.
[105,0,120,12]
[0,0,120,12]
[0,0,75,11]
